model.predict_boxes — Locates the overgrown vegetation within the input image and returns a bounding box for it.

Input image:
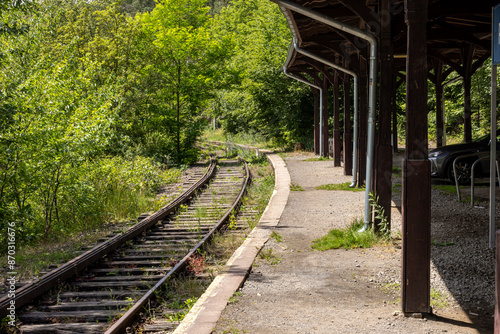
[204,147,274,274]
[369,192,391,238]
[0,0,223,250]
[311,219,380,250]
[155,147,274,323]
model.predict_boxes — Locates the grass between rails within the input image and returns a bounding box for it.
[204,159,275,270]
[148,153,275,328]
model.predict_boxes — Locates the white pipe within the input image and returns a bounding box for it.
[272,0,378,231]
[283,66,323,156]
[292,41,359,187]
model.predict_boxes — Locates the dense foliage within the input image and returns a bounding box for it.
[211,0,314,147]
[0,0,223,247]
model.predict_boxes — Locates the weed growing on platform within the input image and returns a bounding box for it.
[369,193,390,239]
[303,156,331,161]
[311,219,378,250]
[258,248,280,265]
[430,288,450,309]
[290,182,304,191]
[270,231,282,242]
[228,291,243,304]
[431,239,455,247]
[315,182,365,191]
[381,282,401,305]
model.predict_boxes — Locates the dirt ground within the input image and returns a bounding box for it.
[213,152,495,334]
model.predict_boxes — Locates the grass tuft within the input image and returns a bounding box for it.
[270,231,282,242]
[431,288,450,309]
[392,166,402,176]
[315,182,365,192]
[290,183,305,191]
[303,156,331,161]
[311,219,379,250]
[432,184,460,195]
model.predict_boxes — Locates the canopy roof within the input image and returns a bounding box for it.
[281,0,496,76]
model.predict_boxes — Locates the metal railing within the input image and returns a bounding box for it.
[452,153,500,203]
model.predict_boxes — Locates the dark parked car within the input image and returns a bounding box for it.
[428,132,500,185]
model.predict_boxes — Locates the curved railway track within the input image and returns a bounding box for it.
[1,156,251,333]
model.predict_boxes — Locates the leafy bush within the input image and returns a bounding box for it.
[0,155,180,250]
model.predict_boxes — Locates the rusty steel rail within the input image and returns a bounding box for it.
[0,156,217,319]
[105,158,251,334]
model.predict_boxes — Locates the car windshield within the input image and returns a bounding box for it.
[474,130,500,143]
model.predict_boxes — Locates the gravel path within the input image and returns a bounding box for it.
[213,152,495,334]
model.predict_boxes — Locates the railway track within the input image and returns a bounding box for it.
[2,157,251,333]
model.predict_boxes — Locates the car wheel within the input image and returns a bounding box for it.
[447,160,473,185]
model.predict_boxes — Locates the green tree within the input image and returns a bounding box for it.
[212,0,314,147]
[0,0,126,242]
[135,0,228,162]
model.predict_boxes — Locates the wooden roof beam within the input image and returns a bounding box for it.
[336,0,380,29]
[428,51,464,77]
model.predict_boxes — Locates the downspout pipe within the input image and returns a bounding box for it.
[274,0,378,231]
[293,41,358,188]
[283,66,323,155]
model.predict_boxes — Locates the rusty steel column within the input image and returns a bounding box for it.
[343,67,353,176]
[374,0,393,230]
[333,70,341,166]
[322,75,329,157]
[402,0,431,314]
[358,55,368,187]
[313,88,320,154]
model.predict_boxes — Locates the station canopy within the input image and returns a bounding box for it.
[281,0,494,77]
